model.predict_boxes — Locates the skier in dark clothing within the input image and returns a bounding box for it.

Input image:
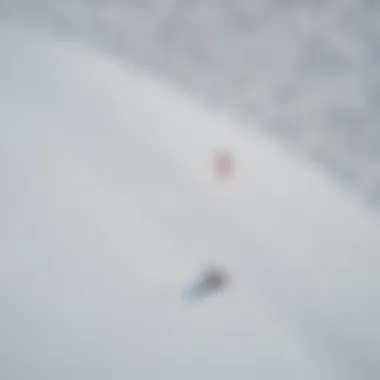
[184,266,229,302]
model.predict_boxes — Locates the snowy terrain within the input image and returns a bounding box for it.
[1,23,380,380]
[2,0,380,204]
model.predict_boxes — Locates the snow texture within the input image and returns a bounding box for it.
[0,23,379,380]
[2,0,380,205]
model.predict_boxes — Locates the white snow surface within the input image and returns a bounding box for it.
[3,0,380,204]
[1,24,379,380]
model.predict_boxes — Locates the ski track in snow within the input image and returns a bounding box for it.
[1,23,379,380]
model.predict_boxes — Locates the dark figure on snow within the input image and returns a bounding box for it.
[185,266,229,302]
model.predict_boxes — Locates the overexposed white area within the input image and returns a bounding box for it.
[1,24,379,380]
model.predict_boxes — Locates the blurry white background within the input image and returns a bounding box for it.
[2,0,380,205]
[1,3,380,380]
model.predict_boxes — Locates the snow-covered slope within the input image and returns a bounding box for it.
[1,24,379,380]
[3,0,380,204]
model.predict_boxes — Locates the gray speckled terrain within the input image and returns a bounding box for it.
[3,0,380,205]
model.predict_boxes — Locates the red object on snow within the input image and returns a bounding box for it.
[213,149,234,180]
